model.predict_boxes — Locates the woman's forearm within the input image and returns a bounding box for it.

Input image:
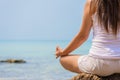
[62,34,87,56]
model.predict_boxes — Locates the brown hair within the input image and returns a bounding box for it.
[91,0,120,35]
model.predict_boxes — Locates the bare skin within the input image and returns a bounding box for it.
[56,0,95,73]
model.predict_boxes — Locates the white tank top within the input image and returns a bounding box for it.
[89,13,120,59]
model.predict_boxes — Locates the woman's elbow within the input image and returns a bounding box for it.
[78,34,88,42]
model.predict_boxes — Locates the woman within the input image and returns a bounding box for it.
[56,0,120,76]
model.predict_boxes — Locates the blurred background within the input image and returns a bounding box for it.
[0,0,92,80]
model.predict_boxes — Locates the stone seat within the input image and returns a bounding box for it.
[71,73,120,80]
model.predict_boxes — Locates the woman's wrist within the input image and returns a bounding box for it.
[60,50,68,56]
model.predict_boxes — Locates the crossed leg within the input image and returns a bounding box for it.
[59,55,81,73]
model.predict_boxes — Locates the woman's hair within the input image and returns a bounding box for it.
[91,0,120,35]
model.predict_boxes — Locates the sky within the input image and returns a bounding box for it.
[0,0,86,40]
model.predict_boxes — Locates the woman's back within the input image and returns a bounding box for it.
[89,12,120,59]
[89,0,120,59]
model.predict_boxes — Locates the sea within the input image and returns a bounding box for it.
[0,40,92,80]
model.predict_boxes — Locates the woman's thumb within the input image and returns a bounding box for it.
[56,46,59,51]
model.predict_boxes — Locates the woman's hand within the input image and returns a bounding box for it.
[55,46,63,59]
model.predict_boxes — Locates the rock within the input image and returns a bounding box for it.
[0,59,26,63]
[71,73,120,80]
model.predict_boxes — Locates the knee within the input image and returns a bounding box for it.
[59,56,70,71]
[59,56,67,66]
[59,56,64,65]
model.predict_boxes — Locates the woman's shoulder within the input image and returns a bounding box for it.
[85,0,97,16]
[85,0,92,5]
[86,0,92,3]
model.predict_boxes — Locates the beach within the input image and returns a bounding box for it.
[0,40,91,80]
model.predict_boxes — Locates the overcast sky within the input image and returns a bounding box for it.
[0,0,86,40]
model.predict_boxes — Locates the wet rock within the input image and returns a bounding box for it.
[71,73,120,80]
[0,59,26,63]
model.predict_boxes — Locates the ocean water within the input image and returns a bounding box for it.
[0,40,92,80]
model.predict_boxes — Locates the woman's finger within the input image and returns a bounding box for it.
[56,46,59,51]
[55,46,63,59]
[58,46,62,50]
[55,55,58,59]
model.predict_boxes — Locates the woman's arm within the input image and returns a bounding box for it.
[56,0,95,57]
